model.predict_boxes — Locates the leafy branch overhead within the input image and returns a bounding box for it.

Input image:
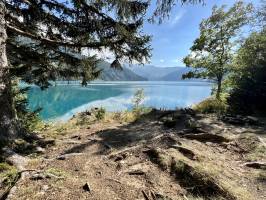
[6,0,152,87]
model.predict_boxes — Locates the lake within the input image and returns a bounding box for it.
[27,81,213,121]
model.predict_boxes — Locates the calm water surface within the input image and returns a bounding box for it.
[27,81,213,121]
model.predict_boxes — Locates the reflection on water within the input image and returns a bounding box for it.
[27,81,213,121]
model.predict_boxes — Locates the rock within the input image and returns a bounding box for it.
[246,116,260,125]
[56,153,84,160]
[82,182,91,192]
[3,148,29,170]
[56,155,66,160]
[41,185,49,192]
[35,146,45,153]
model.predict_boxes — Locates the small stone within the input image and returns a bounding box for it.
[246,116,259,125]
[83,182,91,192]
[35,146,45,153]
[96,171,102,176]
[42,185,49,191]
[57,155,66,160]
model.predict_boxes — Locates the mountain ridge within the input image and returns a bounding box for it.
[98,61,147,81]
[127,64,192,81]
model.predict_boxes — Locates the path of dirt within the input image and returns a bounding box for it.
[3,111,266,200]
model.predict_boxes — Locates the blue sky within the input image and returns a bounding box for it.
[143,0,261,67]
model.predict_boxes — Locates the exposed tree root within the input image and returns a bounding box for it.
[170,145,198,160]
[170,159,236,200]
[145,148,237,200]
[243,161,266,169]
[56,152,85,160]
[182,133,230,143]
[0,169,37,200]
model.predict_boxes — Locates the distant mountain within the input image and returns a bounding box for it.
[159,68,192,81]
[98,61,147,81]
[128,65,192,81]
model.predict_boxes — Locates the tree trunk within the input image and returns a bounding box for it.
[0,1,18,142]
[216,78,222,100]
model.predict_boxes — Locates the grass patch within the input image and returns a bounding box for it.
[146,148,252,200]
[193,97,227,114]
[255,171,266,182]
[145,148,169,170]
[235,134,266,161]
[246,145,266,161]
[45,168,68,178]
[0,162,18,187]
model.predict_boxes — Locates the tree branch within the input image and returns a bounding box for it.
[7,24,125,48]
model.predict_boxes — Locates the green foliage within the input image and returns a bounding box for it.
[0,162,18,187]
[132,88,147,117]
[12,81,44,132]
[94,107,106,121]
[183,1,253,99]
[150,0,204,23]
[0,163,13,172]
[45,168,67,178]
[132,88,145,109]
[227,29,266,114]
[6,0,151,89]
[193,97,227,114]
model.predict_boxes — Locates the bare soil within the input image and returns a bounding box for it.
[1,110,266,200]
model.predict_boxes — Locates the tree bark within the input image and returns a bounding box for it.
[0,1,18,142]
[216,78,222,100]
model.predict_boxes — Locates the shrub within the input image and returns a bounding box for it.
[227,30,266,115]
[193,98,227,114]
[94,107,106,120]
[132,88,145,109]
[13,81,44,132]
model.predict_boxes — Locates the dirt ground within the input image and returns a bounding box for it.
[1,110,266,200]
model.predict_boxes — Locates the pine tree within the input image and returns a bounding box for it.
[0,0,205,141]
[0,0,151,141]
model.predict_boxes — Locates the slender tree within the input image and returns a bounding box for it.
[183,1,253,99]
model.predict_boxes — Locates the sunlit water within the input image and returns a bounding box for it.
[27,81,213,121]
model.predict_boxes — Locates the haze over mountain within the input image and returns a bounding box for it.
[98,61,147,81]
[127,65,192,81]
[97,62,198,81]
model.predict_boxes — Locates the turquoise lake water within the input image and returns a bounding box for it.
[27,81,213,121]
